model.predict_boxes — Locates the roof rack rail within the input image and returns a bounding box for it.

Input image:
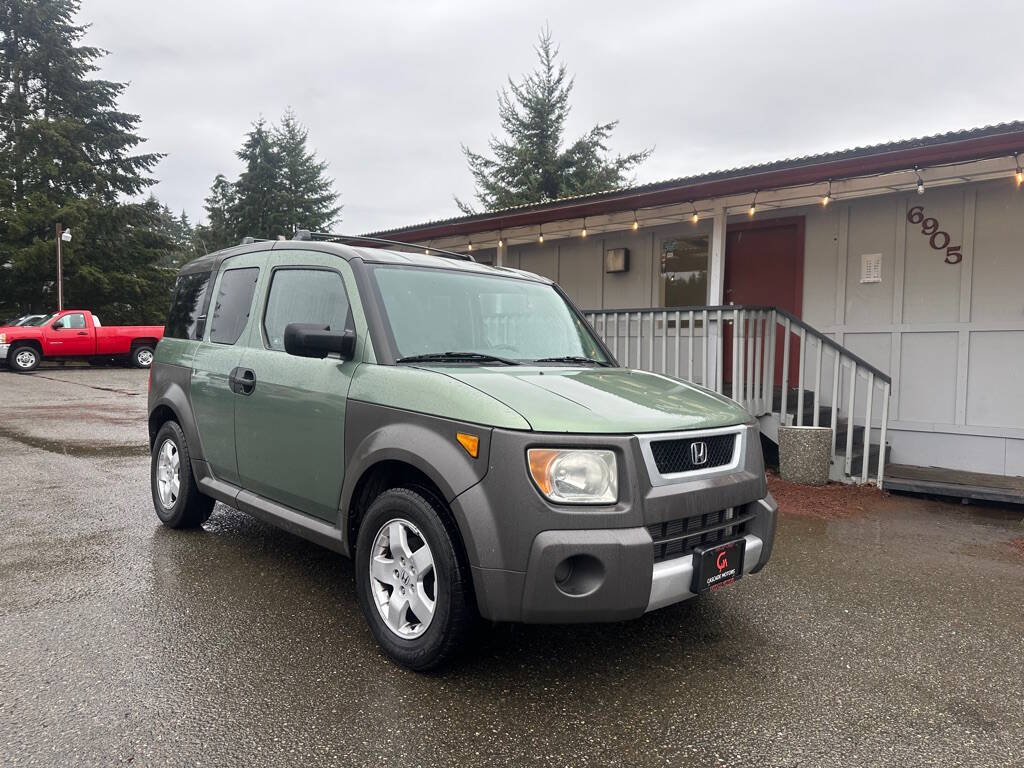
[239,236,275,245]
[292,229,474,262]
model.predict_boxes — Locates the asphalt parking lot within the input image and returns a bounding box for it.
[1,366,1023,767]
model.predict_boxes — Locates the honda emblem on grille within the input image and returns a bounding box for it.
[690,440,709,466]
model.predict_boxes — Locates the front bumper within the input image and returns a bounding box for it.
[452,424,777,624]
[0,343,9,361]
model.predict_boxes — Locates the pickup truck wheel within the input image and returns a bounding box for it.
[9,345,40,373]
[132,345,155,368]
[151,421,214,528]
[355,488,475,671]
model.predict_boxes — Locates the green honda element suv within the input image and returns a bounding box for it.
[148,234,777,670]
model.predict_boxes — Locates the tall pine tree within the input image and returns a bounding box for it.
[197,111,341,247]
[276,109,341,234]
[228,119,289,241]
[457,27,650,213]
[0,0,178,321]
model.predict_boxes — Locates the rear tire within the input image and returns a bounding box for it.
[9,344,40,373]
[151,421,214,528]
[355,488,475,671]
[132,345,155,368]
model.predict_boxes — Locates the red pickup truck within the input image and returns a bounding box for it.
[0,309,164,372]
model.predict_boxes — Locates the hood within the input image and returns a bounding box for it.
[0,325,41,341]
[422,365,751,434]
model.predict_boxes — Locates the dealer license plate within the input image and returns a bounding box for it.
[692,539,746,593]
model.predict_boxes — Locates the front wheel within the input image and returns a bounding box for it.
[355,488,475,671]
[132,345,155,368]
[9,345,40,373]
[151,421,214,528]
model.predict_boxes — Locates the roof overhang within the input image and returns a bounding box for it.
[368,122,1024,248]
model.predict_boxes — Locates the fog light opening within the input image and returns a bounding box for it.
[553,554,605,597]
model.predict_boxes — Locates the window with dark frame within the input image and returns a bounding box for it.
[262,269,351,351]
[209,267,259,345]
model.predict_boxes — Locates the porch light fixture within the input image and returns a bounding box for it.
[691,203,699,224]
[425,241,431,255]
[822,179,832,206]
[915,167,925,195]
[538,226,544,244]
[497,229,503,248]
[1015,153,1023,187]
[632,211,639,231]
[748,191,758,217]
[467,240,473,252]
[581,217,587,238]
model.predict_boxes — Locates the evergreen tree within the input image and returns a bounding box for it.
[195,173,237,252]
[227,118,289,241]
[457,27,650,213]
[0,0,174,322]
[275,109,341,234]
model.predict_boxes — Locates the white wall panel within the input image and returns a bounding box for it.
[966,330,1024,429]
[901,187,964,323]
[970,183,1024,322]
[898,332,958,423]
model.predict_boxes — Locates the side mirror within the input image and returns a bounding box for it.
[284,323,356,360]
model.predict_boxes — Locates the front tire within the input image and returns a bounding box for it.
[132,345,155,368]
[151,421,214,528]
[9,344,40,373]
[355,488,475,671]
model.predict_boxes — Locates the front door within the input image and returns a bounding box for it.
[190,255,266,486]
[723,217,804,386]
[44,312,94,356]
[233,251,359,521]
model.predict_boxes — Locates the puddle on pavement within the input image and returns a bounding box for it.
[0,423,148,457]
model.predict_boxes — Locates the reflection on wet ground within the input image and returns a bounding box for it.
[1,367,1022,766]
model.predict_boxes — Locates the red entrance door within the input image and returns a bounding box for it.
[722,217,804,387]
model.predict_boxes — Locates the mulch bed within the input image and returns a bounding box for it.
[767,470,886,520]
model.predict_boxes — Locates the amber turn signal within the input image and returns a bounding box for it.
[526,448,560,495]
[456,432,479,458]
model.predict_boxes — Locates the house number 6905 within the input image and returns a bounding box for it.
[907,205,962,263]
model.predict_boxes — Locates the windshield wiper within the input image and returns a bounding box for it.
[395,351,521,366]
[532,355,612,367]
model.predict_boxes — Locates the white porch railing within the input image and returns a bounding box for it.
[583,306,892,487]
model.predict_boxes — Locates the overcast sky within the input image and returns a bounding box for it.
[83,0,1023,234]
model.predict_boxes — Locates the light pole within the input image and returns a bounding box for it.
[56,224,72,311]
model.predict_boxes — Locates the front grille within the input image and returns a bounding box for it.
[647,508,751,563]
[650,433,735,475]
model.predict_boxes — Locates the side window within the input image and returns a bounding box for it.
[54,313,85,329]
[165,271,212,340]
[209,267,259,345]
[263,269,351,351]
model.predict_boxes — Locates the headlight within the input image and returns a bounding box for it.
[527,448,617,504]
[0,333,5,344]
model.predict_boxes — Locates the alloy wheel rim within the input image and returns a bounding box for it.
[369,518,437,639]
[15,350,35,368]
[156,438,180,509]
[137,349,153,366]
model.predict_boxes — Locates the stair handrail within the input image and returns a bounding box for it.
[586,304,891,386]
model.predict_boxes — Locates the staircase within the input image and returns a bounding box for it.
[583,306,892,486]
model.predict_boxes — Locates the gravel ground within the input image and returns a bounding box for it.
[1,366,1023,767]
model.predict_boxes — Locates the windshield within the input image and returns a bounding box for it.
[371,265,611,365]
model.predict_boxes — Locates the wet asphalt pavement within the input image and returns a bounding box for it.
[1,366,1023,767]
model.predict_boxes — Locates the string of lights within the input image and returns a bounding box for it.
[444,153,1023,253]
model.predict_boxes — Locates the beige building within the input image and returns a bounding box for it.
[370,122,1024,502]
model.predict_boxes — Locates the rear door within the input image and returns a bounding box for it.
[190,253,266,486]
[233,250,362,521]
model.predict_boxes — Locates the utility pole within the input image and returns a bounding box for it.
[55,223,72,311]
[56,222,63,311]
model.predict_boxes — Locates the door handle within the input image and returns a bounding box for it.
[77,331,88,335]
[228,367,257,396]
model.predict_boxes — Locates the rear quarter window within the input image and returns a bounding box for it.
[165,271,212,340]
